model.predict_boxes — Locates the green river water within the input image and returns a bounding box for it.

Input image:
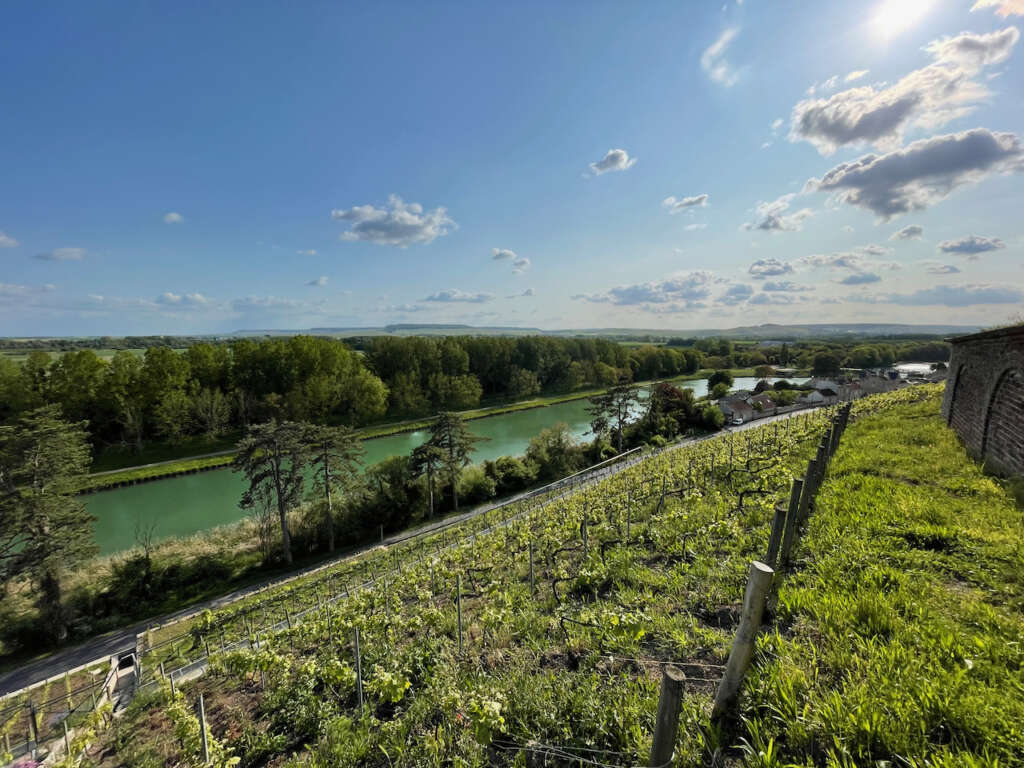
[87,377,763,554]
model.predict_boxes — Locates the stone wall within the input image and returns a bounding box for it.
[942,325,1024,477]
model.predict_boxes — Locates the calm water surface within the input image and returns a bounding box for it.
[87,377,767,554]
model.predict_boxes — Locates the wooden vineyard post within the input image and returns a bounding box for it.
[649,665,685,767]
[626,490,632,540]
[354,628,364,709]
[380,524,384,544]
[63,719,71,755]
[764,500,788,571]
[581,518,588,559]
[528,543,535,595]
[196,693,210,765]
[797,459,818,528]
[778,479,805,568]
[456,574,464,653]
[711,561,774,722]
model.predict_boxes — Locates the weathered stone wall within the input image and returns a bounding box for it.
[942,326,1024,477]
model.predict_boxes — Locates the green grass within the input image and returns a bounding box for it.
[742,393,1024,766]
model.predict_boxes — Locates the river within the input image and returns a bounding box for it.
[87,377,769,554]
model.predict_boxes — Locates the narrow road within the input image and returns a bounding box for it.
[0,404,823,698]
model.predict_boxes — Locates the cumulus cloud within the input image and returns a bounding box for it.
[805,128,1024,219]
[748,258,795,278]
[512,257,531,273]
[762,280,813,292]
[701,28,740,86]
[744,194,815,232]
[719,283,755,306]
[749,292,798,305]
[492,248,516,260]
[589,149,636,175]
[790,28,1019,154]
[423,289,494,303]
[937,234,1005,257]
[0,231,18,248]
[331,195,454,246]
[845,69,870,82]
[35,247,85,261]
[296,249,317,256]
[307,276,328,287]
[849,283,1024,305]
[920,261,962,274]
[838,272,882,285]
[662,194,709,213]
[156,292,209,306]
[891,224,924,240]
[972,0,1024,15]
[163,212,184,224]
[573,271,715,309]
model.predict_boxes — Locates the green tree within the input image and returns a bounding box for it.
[711,382,730,399]
[754,364,776,379]
[232,421,310,565]
[0,406,95,643]
[153,390,193,443]
[193,388,230,438]
[306,424,364,551]
[525,423,583,483]
[104,351,146,451]
[707,370,734,389]
[411,442,444,518]
[587,378,640,453]
[812,352,842,378]
[426,412,486,511]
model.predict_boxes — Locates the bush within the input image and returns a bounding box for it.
[458,466,497,505]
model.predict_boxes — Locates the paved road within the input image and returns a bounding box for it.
[0,404,825,698]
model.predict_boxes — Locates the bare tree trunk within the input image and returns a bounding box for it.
[427,464,435,517]
[323,452,335,552]
[272,454,293,565]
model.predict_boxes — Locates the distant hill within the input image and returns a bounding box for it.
[230,322,980,340]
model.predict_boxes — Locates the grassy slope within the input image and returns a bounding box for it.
[744,396,1024,766]
[93,387,1024,768]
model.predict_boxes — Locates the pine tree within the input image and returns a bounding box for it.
[587,377,640,453]
[426,412,485,511]
[306,424,364,551]
[0,406,95,643]
[232,420,309,565]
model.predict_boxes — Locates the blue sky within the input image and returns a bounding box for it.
[2,0,1023,335]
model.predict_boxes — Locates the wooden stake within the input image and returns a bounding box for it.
[196,694,210,765]
[528,542,535,594]
[63,719,71,755]
[649,665,685,767]
[778,478,805,568]
[456,574,463,652]
[711,561,774,721]
[764,500,788,570]
[354,628,364,709]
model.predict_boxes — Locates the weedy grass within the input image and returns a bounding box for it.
[744,395,1024,767]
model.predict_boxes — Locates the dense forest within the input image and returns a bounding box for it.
[0,334,949,454]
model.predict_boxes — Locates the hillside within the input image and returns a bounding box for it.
[36,385,1022,767]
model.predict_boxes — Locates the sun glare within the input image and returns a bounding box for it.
[873,0,932,38]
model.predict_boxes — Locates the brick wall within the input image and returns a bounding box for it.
[942,325,1024,477]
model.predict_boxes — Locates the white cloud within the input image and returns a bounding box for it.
[572,271,716,310]
[589,149,636,175]
[920,261,961,274]
[748,258,795,278]
[790,28,1019,155]
[762,280,813,292]
[805,128,1024,219]
[719,283,755,305]
[749,292,799,305]
[848,283,1024,306]
[744,194,815,232]
[799,245,900,279]
[507,287,536,298]
[296,249,317,256]
[972,0,1024,15]
[156,292,209,306]
[307,276,328,287]
[890,224,924,240]
[492,248,516,260]
[662,194,709,213]
[937,234,1006,257]
[685,223,708,231]
[163,212,184,224]
[331,194,455,246]
[837,272,882,285]
[701,27,740,86]
[512,257,531,273]
[423,289,494,303]
[35,247,85,261]
[0,231,18,248]
[845,69,870,82]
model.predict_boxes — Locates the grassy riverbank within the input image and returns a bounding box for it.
[81,367,778,493]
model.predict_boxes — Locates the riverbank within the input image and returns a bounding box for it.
[79,367,777,493]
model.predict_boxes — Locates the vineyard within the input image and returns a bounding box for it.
[9,383,1020,767]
